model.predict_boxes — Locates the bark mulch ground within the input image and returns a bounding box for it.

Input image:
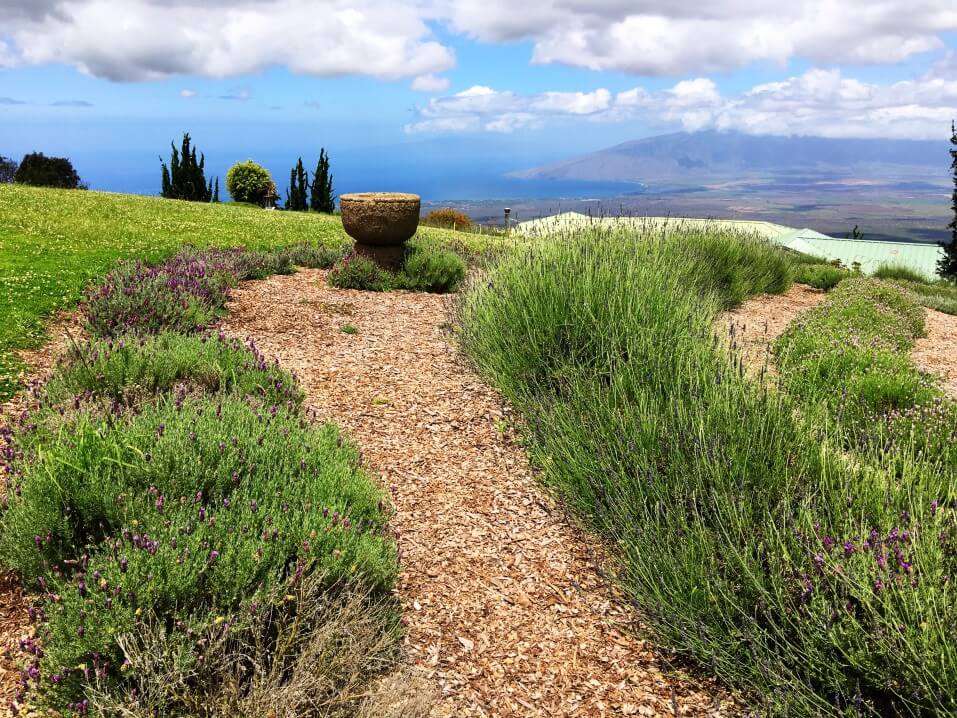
[221,269,735,717]
[913,308,957,400]
[718,283,827,373]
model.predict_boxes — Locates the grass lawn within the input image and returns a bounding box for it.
[0,184,465,400]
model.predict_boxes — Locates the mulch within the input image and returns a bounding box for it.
[2,274,955,717]
[221,270,737,717]
[913,309,957,400]
[718,284,827,373]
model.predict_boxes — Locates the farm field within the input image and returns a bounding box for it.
[1,187,956,716]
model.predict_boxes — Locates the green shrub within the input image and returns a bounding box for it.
[457,229,957,715]
[421,208,473,231]
[890,278,957,316]
[42,332,302,408]
[398,243,467,294]
[327,254,392,292]
[282,241,349,269]
[84,248,293,338]
[1,393,396,710]
[784,250,832,266]
[775,278,934,427]
[15,152,83,189]
[225,161,276,207]
[873,262,932,284]
[84,575,420,717]
[680,231,792,308]
[792,262,850,290]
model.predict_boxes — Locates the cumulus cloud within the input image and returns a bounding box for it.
[179,88,197,98]
[441,0,957,75]
[1,0,454,82]
[406,68,957,139]
[2,1,957,82]
[406,85,613,132]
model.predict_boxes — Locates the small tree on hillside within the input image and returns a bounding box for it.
[226,160,274,206]
[160,133,213,202]
[939,121,957,280]
[310,148,335,213]
[0,156,17,184]
[14,152,83,189]
[285,158,309,211]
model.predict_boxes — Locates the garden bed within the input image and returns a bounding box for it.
[221,269,736,717]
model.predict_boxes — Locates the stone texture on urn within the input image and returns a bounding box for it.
[340,192,421,246]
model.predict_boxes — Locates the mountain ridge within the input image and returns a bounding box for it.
[511,130,948,184]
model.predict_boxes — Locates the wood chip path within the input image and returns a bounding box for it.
[222,269,734,717]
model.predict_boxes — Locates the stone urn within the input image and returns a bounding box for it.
[339,192,421,269]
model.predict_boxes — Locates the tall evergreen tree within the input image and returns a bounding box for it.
[310,148,335,213]
[160,133,212,202]
[285,158,309,211]
[212,177,220,203]
[940,121,957,280]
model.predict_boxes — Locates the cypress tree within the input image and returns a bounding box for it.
[212,177,220,203]
[940,121,957,280]
[285,158,308,211]
[310,148,335,213]
[285,168,296,210]
[310,157,322,212]
[160,133,212,202]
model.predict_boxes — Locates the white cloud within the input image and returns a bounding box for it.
[2,0,454,82]
[440,0,957,75]
[406,68,957,140]
[406,85,615,132]
[179,88,197,98]
[411,73,451,93]
[2,1,957,82]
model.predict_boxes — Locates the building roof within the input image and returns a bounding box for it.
[515,212,944,279]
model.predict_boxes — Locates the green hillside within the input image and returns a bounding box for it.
[0,185,461,399]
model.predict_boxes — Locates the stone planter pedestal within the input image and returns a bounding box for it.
[339,192,421,269]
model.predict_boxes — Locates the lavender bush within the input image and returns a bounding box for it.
[84,248,294,338]
[42,331,302,409]
[1,392,396,712]
[458,230,957,715]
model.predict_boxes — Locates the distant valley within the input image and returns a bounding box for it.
[469,131,954,244]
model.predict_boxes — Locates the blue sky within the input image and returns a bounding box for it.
[1,2,956,197]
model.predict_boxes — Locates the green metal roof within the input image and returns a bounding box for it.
[516,212,944,278]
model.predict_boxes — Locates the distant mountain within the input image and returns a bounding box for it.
[511,131,947,184]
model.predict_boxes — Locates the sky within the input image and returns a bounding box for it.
[1,1,956,197]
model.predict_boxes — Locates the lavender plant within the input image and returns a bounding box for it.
[42,331,302,409]
[84,248,294,338]
[457,228,957,715]
[3,287,395,714]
